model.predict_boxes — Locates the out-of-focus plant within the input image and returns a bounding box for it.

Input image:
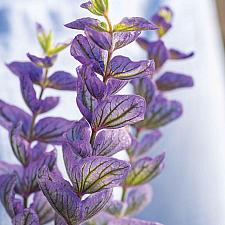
[0,2,193,225]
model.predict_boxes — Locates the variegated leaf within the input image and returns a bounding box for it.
[71,34,106,75]
[38,168,82,225]
[82,189,112,221]
[12,209,40,225]
[124,154,165,186]
[92,128,131,156]
[113,17,158,32]
[34,117,73,144]
[69,156,130,194]
[125,185,152,216]
[107,56,155,80]
[137,95,183,129]
[91,95,146,130]
[31,191,55,225]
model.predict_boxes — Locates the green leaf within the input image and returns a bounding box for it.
[47,40,71,55]
[45,31,53,53]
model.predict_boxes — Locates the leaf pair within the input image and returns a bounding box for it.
[36,23,71,56]
[136,37,194,69]
[0,100,32,136]
[0,99,73,143]
[38,167,113,225]
[65,119,131,158]
[7,61,77,91]
[19,74,59,114]
[71,34,155,80]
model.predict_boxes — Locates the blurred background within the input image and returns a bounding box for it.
[0,0,225,225]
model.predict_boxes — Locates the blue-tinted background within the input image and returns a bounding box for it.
[1,0,225,225]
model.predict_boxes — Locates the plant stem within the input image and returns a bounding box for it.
[39,68,49,100]
[104,13,113,33]
[103,13,114,83]
[90,129,97,145]
[23,196,28,208]
[28,68,49,140]
[121,186,127,202]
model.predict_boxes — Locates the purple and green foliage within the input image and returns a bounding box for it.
[0,1,193,225]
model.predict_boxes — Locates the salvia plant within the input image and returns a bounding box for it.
[0,1,194,225]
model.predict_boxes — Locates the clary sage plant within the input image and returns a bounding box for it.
[0,1,193,225]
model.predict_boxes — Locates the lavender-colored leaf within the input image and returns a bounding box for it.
[108,218,163,225]
[27,53,57,68]
[76,72,97,122]
[64,119,90,143]
[71,141,93,158]
[48,71,77,91]
[78,64,106,99]
[146,40,169,69]
[0,100,31,136]
[107,56,155,80]
[131,77,156,107]
[0,174,18,218]
[92,128,131,156]
[34,117,73,144]
[156,72,194,91]
[69,156,130,194]
[84,212,113,225]
[65,17,107,31]
[124,153,165,186]
[82,189,112,221]
[105,78,128,97]
[30,143,47,161]
[6,61,43,84]
[106,200,125,217]
[113,17,158,32]
[19,75,59,114]
[125,185,152,216]
[113,31,141,50]
[19,150,56,195]
[31,191,55,225]
[82,29,141,51]
[62,144,79,179]
[63,144,82,185]
[128,130,162,158]
[71,34,106,75]
[85,27,112,50]
[55,214,67,225]
[138,95,183,129]
[0,161,22,176]
[136,37,150,51]
[9,123,30,166]
[91,95,146,130]
[38,168,82,225]
[12,209,40,225]
[169,49,194,60]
